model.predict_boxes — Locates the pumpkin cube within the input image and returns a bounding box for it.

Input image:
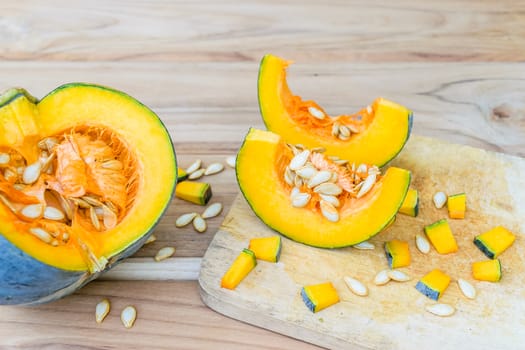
[221,249,257,290]
[301,282,340,313]
[472,259,502,282]
[175,181,212,205]
[424,219,458,254]
[474,226,516,259]
[398,189,419,217]
[415,269,451,300]
[248,236,282,262]
[384,239,411,268]
[447,193,466,219]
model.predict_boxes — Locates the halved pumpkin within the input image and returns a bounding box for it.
[236,128,411,248]
[0,84,176,305]
[258,54,413,167]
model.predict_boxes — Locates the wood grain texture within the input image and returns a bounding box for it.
[199,136,525,349]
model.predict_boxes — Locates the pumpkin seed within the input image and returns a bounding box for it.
[90,206,101,231]
[145,235,156,244]
[293,174,303,187]
[291,192,311,208]
[102,205,118,230]
[56,193,73,220]
[51,239,59,247]
[188,168,205,180]
[308,106,325,120]
[185,159,202,174]
[334,159,349,166]
[82,195,104,207]
[344,277,368,296]
[121,305,137,328]
[415,234,431,254]
[433,191,447,209]
[356,173,377,198]
[339,125,351,138]
[331,122,340,137]
[29,227,53,243]
[329,172,338,183]
[311,147,326,153]
[294,144,305,151]
[338,133,350,141]
[368,166,380,175]
[102,159,123,170]
[44,206,65,221]
[307,170,332,188]
[289,150,310,171]
[70,197,91,209]
[374,269,391,285]
[202,202,223,219]
[95,299,111,324]
[284,166,294,186]
[320,200,339,222]
[388,269,411,282]
[175,212,198,227]
[0,194,16,213]
[21,203,44,219]
[22,162,41,185]
[319,194,340,208]
[62,233,70,242]
[295,165,316,179]
[290,186,300,198]
[204,162,224,176]
[356,163,368,174]
[347,123,361,134]
[353,241,375,250]
[154,246,175,261]
[38,137,58,152]
[314,182,343,196]
[40,152,56,172]
[225,155,236,168]
[193,214,207,233]
[425,303,455,317]
[457,278,476,299]
[0,153,10,165]
[287,143,300,156]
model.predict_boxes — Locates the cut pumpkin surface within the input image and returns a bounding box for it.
[236,128,411,248]
[258,54,413,167]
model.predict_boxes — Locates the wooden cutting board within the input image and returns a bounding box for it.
[198,135,525,350]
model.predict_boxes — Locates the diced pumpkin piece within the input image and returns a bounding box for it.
[384,239,411,268]
[474,226,516,259]
[221,248,257,290]
[301,282,340,313]
[398,189,418,217]
[175,181,212,205]
[424,219,458,254]
[447,193,466,219]
[472,259,502,282]
[177,167,189,181]
[248,236,282,262]
[415,269,451,300]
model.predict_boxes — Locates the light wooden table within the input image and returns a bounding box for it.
[1,1,524,348]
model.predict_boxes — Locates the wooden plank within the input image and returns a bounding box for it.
[1,1,524,62]
[199,135,525,349]
[100,257,202,281]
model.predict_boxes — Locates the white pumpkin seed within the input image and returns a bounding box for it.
[154,246,175,261]
[290,187,301,198]
[193,215,207,233]
[95,299,111,324]
[311,147,326,153]
[425,303,455,317]
[102,159,123,170]
[13,184,26,191]
[22,162,41,184]
[308,106,325,120]
[56,194,73,220]
[284,166,294,186]
[202,202,223,219]
[338,133,350,141]
[21,204,44,219]
[415,234,431,254]
[314,182,343,196]
[90,206,101,231]
[121,305,137,328]
[29,227,53,243]
[356,163,368,174]
[368,166,380,175]
[44,206,65,221]
[291,192,311,208]
[185,159,202,174]
[374,269,391,285]
[225,155,236,168]
[339,125,351,138]
[331,122,340,137]
[188,168,205,180]
[175,212,198,227]
[329,172,338,183]
[0,153,10,165]
[319,194,340,208]
[295,165,317,179]
[204,162,224,176]
[82,195,104,207]
[347,123,361,134]
[145,235,156,244]
[353,241,375,250]
[457,278,476,299]
[102,205,118,230]
[40,152,56,172]
[307,170,332,188]
[433,191,447,209]
[334,159,349,166]
[344,276,368,296]
[289,150,310,171]
[356,173,377,198]
[388,269,411,282]
[38,137,58,152]
[320,200,339,222]
[293,174,303,187]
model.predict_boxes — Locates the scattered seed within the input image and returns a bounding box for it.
[353,241,375,250]
[193,214,207,233]
[433,191,447,209]
[202,203,223,219]
[415,234,431,254]
[374,270,391,285]
[425,303,455,317]
[308,106,325,120]
[204,162,224,176]
[90,206,101,231]
[175,212,198,227]
[226,156,236,168]
[22,162,41,185]
[388,269,411,282]
[102,159,123,170]
[185,159,202,174]
[145,235,157,244]
[289,150,310,171]
[291,192,311,208]
[307,170,332,188]
[29,227,53,243]
[339,125,351,138]
[44,206,65,221]
[121,306,137,329]
[344,276,368,296]
[188,168,205,180]
[319,194,340,208]
[457,278,476,299]
[356,173,377,198]
[295,165,317,179]
[320,200,339,222]
[154,246,175,261]
[95,299,111,324]
[314,182,343,196]
[21,204,44,219]
[0,153,10,165]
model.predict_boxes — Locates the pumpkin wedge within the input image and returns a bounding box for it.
[236,128,411,248]
[258,54,413,167]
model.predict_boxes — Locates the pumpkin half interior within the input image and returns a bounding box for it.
[0,84,176,272]
[258,54,413,167]
[236,128,411,248]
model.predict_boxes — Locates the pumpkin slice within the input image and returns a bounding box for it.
[236,128,411,248]
[221,248,257,290]
[399,189,419,217]
[258,54,413,167]
[472,259,502,282]
[415,269,451,300]
[248,236,282,262]
[473,226,516,259]
[301,282,340,313]
[0,84,176,305]
[384,239,411,269]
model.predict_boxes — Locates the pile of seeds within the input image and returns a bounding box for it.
[305,106,369,142]
[95,299,137,329]
[175,202,223,233]
[185,159,225,180]
[284,144,380,222]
